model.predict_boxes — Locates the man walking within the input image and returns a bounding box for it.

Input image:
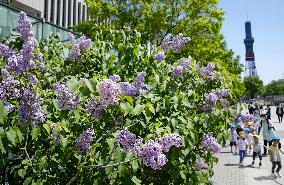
[276,104,284,123]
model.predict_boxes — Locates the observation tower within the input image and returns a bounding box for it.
[244,21,257,76]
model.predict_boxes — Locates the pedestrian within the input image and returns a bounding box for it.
[236,122,243,136]
[244,128,253,153]
[253,105,261,123]
[251,135,262,167]
[249,105,254,114]
[229,125,238,153]
[237,131,249,165]
[268,136,284,178]
[246,121,256,134]
[258,114,275,156]
[276,104,284,123]
[266,105,271,120]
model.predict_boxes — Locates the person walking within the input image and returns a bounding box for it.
[251,135,262,167]
[258,114,275,156]
[237,131,249,165]
[268,136,284,178]
[266,105,271,120]
[276,104,284,123]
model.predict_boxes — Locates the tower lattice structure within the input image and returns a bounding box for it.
[244,21,257,76]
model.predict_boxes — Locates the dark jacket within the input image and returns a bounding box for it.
[276,106,284,115]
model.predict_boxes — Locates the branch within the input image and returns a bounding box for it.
[66,172,79,185]
[84,157,139,169]
[20,126,32,164]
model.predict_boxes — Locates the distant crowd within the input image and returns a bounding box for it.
[227,103,284,178]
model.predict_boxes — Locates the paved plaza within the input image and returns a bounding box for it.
[212,106,284,185]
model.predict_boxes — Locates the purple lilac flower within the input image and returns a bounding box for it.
[68,33,92,60]
[17,11,34,42]
[54,81,80,110]
[201,103,214,113]
[201,133,221,154]
[99,78,121,106]
[109,74,121,83]
[18,86,45,125]
[161,36,170,51]
[242,114,255,123]
[51,132,62,145]
[120,72,151,97]
[85,97,104,119]
[156,133,182,152]
[117,128,138,152]
[173,59,190,77]
[169,33,191,52]
[75,128,94,151]
[199,63,216,80]
[3,101,16,113]
[196,158,208,170]
[70,43,81,60]
[28,74,38,84]
[78,36,92,50]
[153,51,166,61]
[0,43,15,59]
[204,92,218,104]
[36,52,43,61]
[0,73,20,101]
[140,140,167,170]
[214,89,230,98]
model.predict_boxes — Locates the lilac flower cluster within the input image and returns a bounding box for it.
[85,97,104,119]
[28,74,38,84]
[117,128,182,170]
[204,92,218,105]
[17,11,34,42]
[201,133,221,154]
[54,81,80,110]
[161,34,191,52]
[2,12,36,74]
[75,128,94,151]
[242,114,255,123]
[116,128,138,152]
[199,63,222,81]
[213,89,230,98]
[0,43,15,59]
[120,72,151,96]
[68,33,91,60]
[173,59,190,77]
[196,158,208,170]
[153,51,166,62]
[18,86,45,125]
[156,133,182,152]
[99,78,121,106]
[0,70,20,101]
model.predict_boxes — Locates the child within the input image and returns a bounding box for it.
[229,125,238,153]
[246,121,256,134]
[268,136,284,178]
[237,131,249,165]
[251,135,262,167]
[236,122,243,136]
[244,128,253,154]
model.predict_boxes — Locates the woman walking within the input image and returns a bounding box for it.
[276,104,284,123]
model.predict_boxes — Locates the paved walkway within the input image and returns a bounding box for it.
[212,106,284,185]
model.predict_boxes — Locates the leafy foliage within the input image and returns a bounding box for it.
[243,76,264,99]
[265,79,284,96]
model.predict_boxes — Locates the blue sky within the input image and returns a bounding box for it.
[219,0,284,84]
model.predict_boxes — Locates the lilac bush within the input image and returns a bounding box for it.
[75,128,95,151]
[201,133,221,154]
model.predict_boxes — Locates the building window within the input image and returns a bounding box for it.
[82,5,85,21]
[62,0,66,27]
[68,0,71,26]
[78,2,81,23]
[50,0,54,22]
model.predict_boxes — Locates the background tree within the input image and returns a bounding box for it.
[243,76,264,99]
[76,0,244,78]
[265,79,284,96]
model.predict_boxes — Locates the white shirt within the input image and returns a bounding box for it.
[237,138,249,150]
[251,141,262,152]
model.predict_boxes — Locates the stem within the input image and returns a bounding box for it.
[66,172,79,185]
[84,157,139,169]
[20,126,32,164]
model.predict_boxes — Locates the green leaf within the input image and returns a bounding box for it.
[145,102,155,114]
[14,127,24,143]
[61,137,68,148]
[131,176,141,185]
[31,126,40,140]
[132,104,143,116]
[120,102,133,116]
[0,138,6,154]
[180,170,186,180]
[6,129,17,145]
[18,168,26,178]
[79,86,91,96]
[0,100,8,124]
[43,124,51,135]
[124,96,133,106]
[84,79,95,92]
[23,177,32,185]
[67,77,80,91]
